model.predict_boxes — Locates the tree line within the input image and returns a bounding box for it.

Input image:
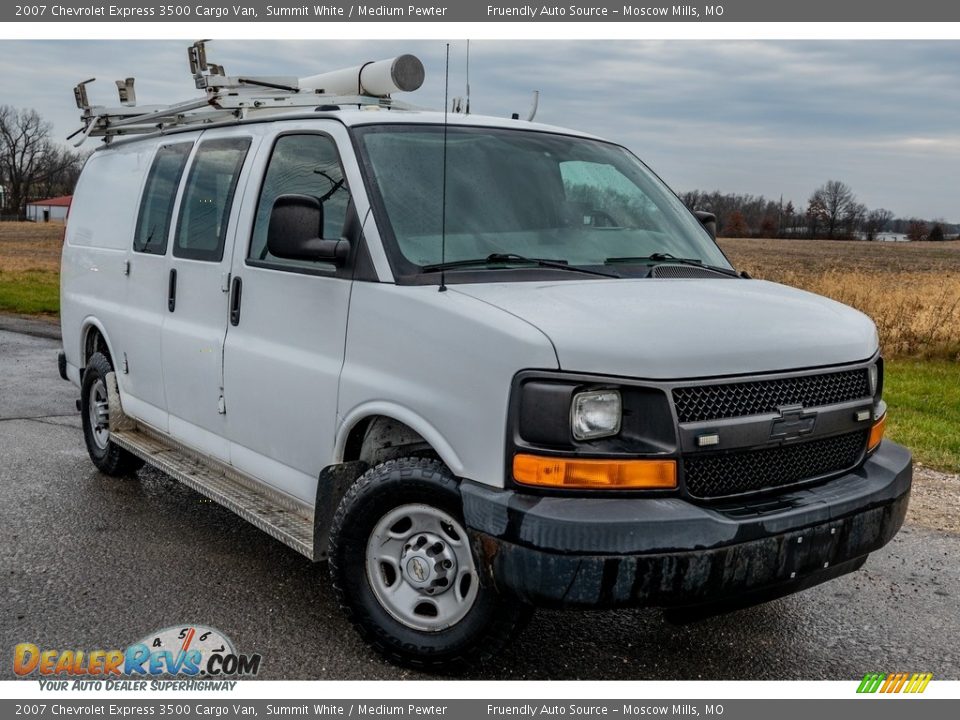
[680,181,957,241]
[0,106,87,219]
[1,104,955,242]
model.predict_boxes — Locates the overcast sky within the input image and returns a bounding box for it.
[1,39,957,220]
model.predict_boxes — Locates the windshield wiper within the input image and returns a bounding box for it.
[604,252,743,278]
[422,253,620,278]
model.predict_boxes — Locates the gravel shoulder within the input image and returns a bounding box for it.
[910,465,960,535]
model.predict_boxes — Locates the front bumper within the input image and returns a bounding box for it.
[462,440,911,609]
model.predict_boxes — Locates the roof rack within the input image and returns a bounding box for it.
[68,41,426,147]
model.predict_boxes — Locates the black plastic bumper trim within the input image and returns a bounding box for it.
[463,440,911,555]
[462,440,911,609]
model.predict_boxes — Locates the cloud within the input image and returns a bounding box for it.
[0,39,957,219]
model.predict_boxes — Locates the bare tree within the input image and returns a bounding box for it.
[842,201,867,239]
[808,180,857,239]
[722,210,750,238]
[805,194,828,237]
[906,219,928,242]
[782,200,796,236]
[863,208,894,241]
[0,105,85,218]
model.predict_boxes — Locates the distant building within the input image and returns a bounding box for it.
[854,231,909,242]
[26,195,72,222]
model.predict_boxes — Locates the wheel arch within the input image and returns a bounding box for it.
[80,317,116,369]
[316,408,467,561]
[335,404,464,476]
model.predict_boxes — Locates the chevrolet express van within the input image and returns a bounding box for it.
[59,49,911,669]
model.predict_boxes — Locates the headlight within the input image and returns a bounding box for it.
[868,363,879,396]
[571,390,621,440]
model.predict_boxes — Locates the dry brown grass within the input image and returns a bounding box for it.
[0,222,63,273]
[720,238,960,360]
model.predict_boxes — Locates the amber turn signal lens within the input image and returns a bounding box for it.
[868,413,887,451]
[513,454,677,490]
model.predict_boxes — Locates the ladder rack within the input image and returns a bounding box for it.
[69,41,423,146]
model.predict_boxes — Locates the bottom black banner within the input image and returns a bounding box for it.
[1,699,956,720]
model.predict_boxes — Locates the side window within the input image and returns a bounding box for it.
[174,137,251,262]
[249,134,351,271]
[133,143,192,254]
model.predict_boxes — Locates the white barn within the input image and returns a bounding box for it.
[26,195,72,222]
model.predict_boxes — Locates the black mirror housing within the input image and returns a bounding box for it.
[693,210,717,240]
[267,194,350,265]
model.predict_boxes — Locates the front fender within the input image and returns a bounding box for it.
[335,401,464,476]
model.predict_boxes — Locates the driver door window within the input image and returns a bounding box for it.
[249,133,350,272]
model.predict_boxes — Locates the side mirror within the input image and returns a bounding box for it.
[267,194,350,266]
[694,210,717,240]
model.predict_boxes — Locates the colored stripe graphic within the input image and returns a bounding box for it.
[857,672,932,694]
[906,673,933,693]
[857,673,885,693]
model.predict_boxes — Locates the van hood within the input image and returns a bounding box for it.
[452,279,878,379]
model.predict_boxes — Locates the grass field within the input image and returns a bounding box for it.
[0,223,958,472]
[0,222,61,316]
[884,360,960,474]
[720,238,960,361]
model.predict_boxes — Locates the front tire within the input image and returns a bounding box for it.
[80,352,143,477]
[329,457,530,671]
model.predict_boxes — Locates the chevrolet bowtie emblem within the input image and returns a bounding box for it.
[770,404,817,440]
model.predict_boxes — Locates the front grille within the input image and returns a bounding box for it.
[684,430,868,499]
[673,368,871,424]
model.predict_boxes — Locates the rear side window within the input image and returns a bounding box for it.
[133,143,192,255]
[174,137,251,262]
[248,133,350,272]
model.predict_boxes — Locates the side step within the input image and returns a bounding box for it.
[106,375,316,559]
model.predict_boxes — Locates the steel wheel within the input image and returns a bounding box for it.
[331,458,533,669]
[80,352,143,476]
[365,503,479,632]
[88,377,110,450]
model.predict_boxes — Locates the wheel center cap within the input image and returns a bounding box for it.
[405,555,432,585]
[399,532,458,594]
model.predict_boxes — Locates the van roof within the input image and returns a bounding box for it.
[327,108,600,138]
[93,106,605,151]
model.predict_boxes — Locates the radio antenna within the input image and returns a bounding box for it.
[439,43,450,293]
[465,40,471,115]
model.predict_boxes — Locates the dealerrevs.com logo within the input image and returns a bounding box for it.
[14,625,261,690]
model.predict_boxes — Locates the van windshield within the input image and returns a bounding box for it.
[354,124,731,278]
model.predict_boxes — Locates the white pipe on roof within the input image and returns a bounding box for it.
[298,55,425,98]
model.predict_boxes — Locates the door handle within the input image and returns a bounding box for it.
[229,276,242,326]
[167,268,177,312]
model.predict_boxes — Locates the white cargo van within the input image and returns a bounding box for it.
[59,46,911,670]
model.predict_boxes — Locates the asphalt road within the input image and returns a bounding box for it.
[1,325,958,681]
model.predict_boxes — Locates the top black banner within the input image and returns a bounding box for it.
[4,0,958,22]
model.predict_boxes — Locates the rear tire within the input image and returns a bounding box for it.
[80,352,143,477]
[329,457,531,671]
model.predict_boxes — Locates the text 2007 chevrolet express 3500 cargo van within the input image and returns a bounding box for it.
[59,45,911,669]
